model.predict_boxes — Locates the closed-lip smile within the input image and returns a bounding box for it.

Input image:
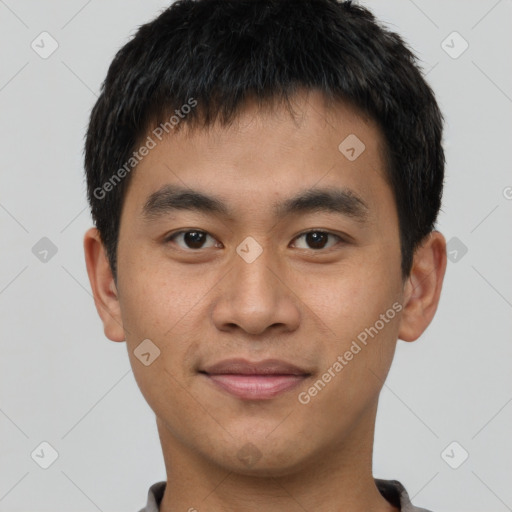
[199,358,312,400]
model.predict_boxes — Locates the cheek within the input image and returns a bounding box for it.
[305,252,400,329]
[117,250,203,337]
[117,254,214,386]
[302,273,401,432]
[118,260,206,417]
[304,247,402,389]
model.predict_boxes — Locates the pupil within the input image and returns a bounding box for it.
[185,231,205,249]
[306,232,326,249]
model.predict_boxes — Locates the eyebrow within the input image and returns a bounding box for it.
[142,184,369,223]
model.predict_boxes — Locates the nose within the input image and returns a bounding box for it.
[211,244,301,336]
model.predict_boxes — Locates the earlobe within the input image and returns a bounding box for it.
[398,231,447,342]
[83,228,126,342]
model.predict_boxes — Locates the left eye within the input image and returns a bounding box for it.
[292,231,342,250]
[167,230,220,250]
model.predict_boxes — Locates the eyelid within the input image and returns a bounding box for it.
[291,229,346,249]
[165,229,221,249]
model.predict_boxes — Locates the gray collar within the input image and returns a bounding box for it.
[138,478,433,512]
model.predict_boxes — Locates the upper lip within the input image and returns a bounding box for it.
[201,358,311,376]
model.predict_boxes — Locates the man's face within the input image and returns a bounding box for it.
[115,90,405,474]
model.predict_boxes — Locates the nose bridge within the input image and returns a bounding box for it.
[231,242,279,310]
[211,240,300,335]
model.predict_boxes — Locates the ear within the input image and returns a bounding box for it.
[83,227,125,342]
[398,231,447,342]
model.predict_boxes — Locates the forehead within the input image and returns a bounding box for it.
[122,90,392,221]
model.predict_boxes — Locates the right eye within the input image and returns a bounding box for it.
[165,230,221,250]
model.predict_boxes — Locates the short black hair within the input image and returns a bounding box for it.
[84,0,444,281]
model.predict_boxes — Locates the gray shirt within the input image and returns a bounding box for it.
[137,479,433,512]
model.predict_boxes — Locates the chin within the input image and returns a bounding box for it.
[209,441,312,478]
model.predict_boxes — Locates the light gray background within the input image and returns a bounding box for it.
[1,1,511,511]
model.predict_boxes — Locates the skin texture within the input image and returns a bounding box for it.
[84,90,447,512]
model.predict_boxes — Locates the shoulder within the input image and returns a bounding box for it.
[375,478,434,512]
[137,481,167,512]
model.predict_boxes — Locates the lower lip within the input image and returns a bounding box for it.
[202,373,308,400]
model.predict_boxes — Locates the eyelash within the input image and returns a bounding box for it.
[164,229,346,251]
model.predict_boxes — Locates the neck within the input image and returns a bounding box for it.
[157,400,398,512]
